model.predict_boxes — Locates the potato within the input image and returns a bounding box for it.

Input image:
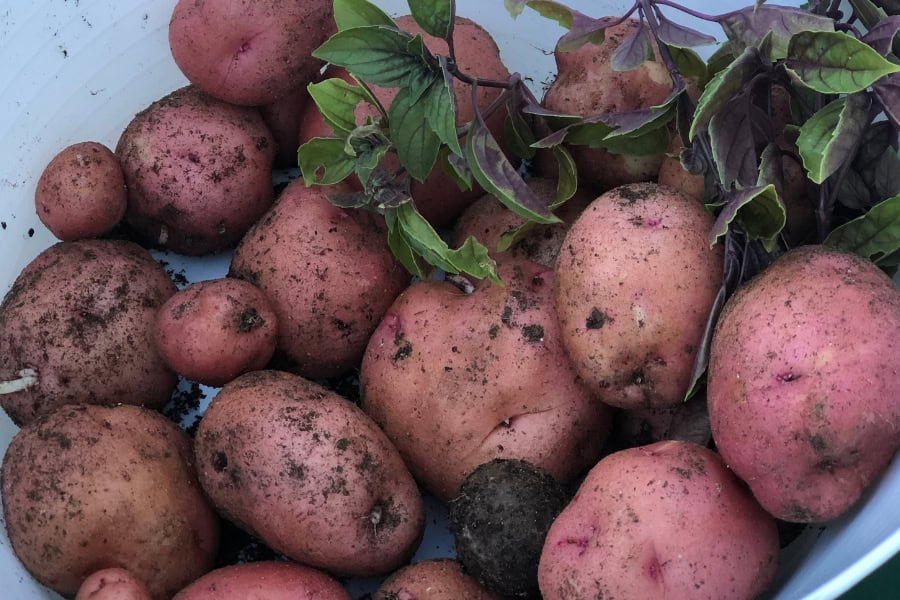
[0,239,177,426]
[657,134,705,202]
[34,141,126,241]
[555,183,723,408]
[154,277,277,387]
[361,259,611,501]
[75,568,152,600]
[168,0,334,106]
[452,177,594,268]
[260,85,309,168]
[1,404,220,600]
[116,85,276,255]
[542,18,672,190]
[538,441,779,600]
[374,559,502,600]
[194,370,425,577]
[708,245,900,522]
[229,179,408,378]
[172,561,351,600]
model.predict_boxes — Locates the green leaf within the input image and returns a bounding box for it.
[408,0,453,39]
[504,111,537,161]
[707,42,737,79]
[596,125,671,156]
[345,124,392,186]
[334,0,396,30]
[439,147,473,191]
[669,46,709,86]
[786,31,900,94]
[385,210,427,278]
[690,47,762,140]
[466,120,560,224]
[313,26,431,88]
[505,0,527,17]
[510,1,607,52]
[849,0,889,30]
[824,196,900,263]
[307,78,372,135]
[551,145,578,207]
[297,137,356,185]
[796,94,871,184]
[389,87,441,182]
[719,6,834,60]
[709,185,786,248]
[425,57,462,156]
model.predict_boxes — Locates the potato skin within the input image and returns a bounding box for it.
[168,0,334,106]
[0,239,177,426]
[1,405,220,600]
[229,179,408,378]
[555,183,723,408]
[116,86,276,255]
[194,370,425,576]
[361,259,611,501]
[374,559,502,600]
[172,561,351,600]
[539,441,779,600]
[154,278,277,386]
[35,141,126,241]
[75,568,152,600]
[708,245,900,522]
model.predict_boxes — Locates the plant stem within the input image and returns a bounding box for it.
[447,0,458,61]
[0,369,38,395]
[651,0,749,22]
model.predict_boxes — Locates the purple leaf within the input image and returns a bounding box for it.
[874,72,900,129]
[557,12,616,52]
[655,14,717,48]
[862,15,900,55]
[709,95,763,188]
[610,20,654,72]
[719,6,834,59]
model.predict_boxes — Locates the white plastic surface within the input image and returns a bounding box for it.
[0,1,897,599]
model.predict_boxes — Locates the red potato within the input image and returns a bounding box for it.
[539,441,779,600]
[374,559,502,600]
[75,568,152,600]
[172,561,351,600]
[168,0,334,106]
[154,278,278,387]
[555,183,723,408]
[657,134,706,202]
[361,259,611,502]
[708,245,900,523]
[34,141,126,241]
[260,85,309,168]
[194,370,425,577]
[229,179,409,379]
[116,85,276,255]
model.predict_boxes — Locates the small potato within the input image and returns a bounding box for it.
[708,246,900,522]
[154,278,277,387]
[1,405,220,600]
[34,141,126,241]
[75,568,152,600]
[194,370,425,577]
[657,134,705,203]
[539,441,779,600]
[555,183,723,408]
[374,559,502,600]
[173,561,351,600]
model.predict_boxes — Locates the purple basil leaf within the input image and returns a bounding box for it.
[655,14,717,48]
[684,283,727,400]
[610,20,654,72]
[532,126,573,149]
[558,12,615,52]
[874,72,900,129]
[758,142,786,202]
[709,95,763,188]
[837,168,875,210]
[719,6,834,59]
[861,15,900,55]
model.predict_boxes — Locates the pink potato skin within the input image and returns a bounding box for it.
[35,141,126,241]
[75,568,152,600]
[154,278,277,387]
[555,183,723,408]
[539,441,779,600]
[708,245,900,522]
[374,559,502,600]
[168,0,334,106]
[360,259,611,502]
[172,561,351,600]
[260,85,309,168]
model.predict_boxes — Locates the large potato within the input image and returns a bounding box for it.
[168,0,333,106]
[0,239,176,426]
[555,183,722,408]
[539,441,779,600]
[1,405,220,600]
[173,561,350,600]
[116,86,276,255]
[374,559,502,600]
[229,179,409,378]
[708,245,900,522]
[361,259,611,501]
[194,370,425,577]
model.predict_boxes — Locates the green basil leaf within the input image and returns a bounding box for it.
[297,137,356,185]
[505,0,528,17]
[669,46,709,86]
[385,210,427,278]
[425,57,463,156]
[439,147,474,191]
[334,0,396,30]
[719,6,834,60]
[408,0,453,39]
[709,185,786,248]
[824,196,900,263]
[313,26,430,87]
[797,94,871,184]
[690,47,762,140]
[551,145,578,207]
[345,124,392,187]
[786,31,900,94]
[389,87,441,182]
[707,42,737,79]
[596,125,670,157]
[307,78,372,135]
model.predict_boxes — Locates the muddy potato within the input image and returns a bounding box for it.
[1,405,220,600]
[374,559,502,600]
[260,85,309,168]
[173,561,351,600]
[708,246,900,523]
[539,441,779,600]
[229,179,408,378]
[194,370,424,577]
[361,259,611,502]
[0,239,177,426]
[555,183,722,408]
[75,568,153,600]
[657,134,706,202]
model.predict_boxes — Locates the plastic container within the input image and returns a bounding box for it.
[0,1,897,598]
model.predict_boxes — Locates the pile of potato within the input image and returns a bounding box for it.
[1,2,898,600]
